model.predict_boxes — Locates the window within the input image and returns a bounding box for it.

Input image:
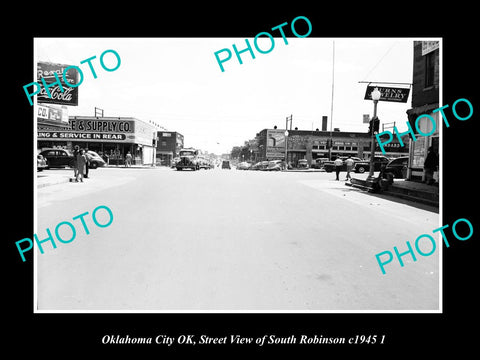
[161,141,167,147]
[425,52,435,88]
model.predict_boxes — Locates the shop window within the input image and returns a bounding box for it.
[425,52,435,88]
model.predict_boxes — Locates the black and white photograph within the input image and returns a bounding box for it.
[31,36,442,312]
[6,5,478,356]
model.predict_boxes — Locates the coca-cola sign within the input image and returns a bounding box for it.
[37,62,79,106]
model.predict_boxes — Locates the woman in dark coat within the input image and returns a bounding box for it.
[76,149,87,182]
[72,145,79,178]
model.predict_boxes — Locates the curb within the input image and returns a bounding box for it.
[37,177,71,188]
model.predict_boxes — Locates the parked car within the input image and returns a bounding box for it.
[297,159,309,169]
[258,161,270,170]
[85,150,106,169]
[382,156,409,179]
[266,160,286,171]
[221,160,231,169]
[39,148,75,168]
[354,156,391,173]
[197,157,214,169]
[37,154,48,171]
[250,162,262,170]
[171,157,180,168]
[311,158,328,169]
[323,157,362,172]
[236,162,251,170]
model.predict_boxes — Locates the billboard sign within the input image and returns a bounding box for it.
[364,85,410,103]
[37,62,79,106]
[266,129,286,159]
[36,104,69,124]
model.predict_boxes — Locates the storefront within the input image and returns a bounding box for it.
[257,128,408,166]
[406,106,439,181]
[37,116,157,166]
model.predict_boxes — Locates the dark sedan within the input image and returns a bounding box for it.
[40,148,75,168]
[354,156,391,173]
[383,156,409,179]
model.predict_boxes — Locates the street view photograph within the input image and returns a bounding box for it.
[31,36,441,311]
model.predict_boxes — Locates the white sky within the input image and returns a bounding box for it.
[35,37,420,154]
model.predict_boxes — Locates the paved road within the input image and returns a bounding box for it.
[36,167,439,311]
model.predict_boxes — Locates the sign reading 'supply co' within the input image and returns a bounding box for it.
[37,118,136,142]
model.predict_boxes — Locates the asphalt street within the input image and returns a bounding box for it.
[35,167,440,311]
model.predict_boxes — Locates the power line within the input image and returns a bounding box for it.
[361,41,398,82]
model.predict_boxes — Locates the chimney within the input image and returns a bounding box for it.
[322,116,328,131]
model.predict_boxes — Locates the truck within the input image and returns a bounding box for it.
[176,148,200,171]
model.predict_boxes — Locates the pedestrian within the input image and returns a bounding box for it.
[72,145,80,179]
[84,147,91,178]
[345,155,355,180]
[334,156,343,180]
[125,151,133,167]
[424,146,438,185]
[76,149,87,183]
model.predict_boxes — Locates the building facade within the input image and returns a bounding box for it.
[255,128,409,165]
[155,131,184,166]
[37,116,157,165]
[406,40,440,181]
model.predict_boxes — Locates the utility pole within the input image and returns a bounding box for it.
[285,114,292,167]
[329,40,335,161]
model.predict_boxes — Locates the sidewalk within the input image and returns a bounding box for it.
[382,179,439,207]
[36,165,170,188]
[37,170,72,188]
[347,176,439,208]
[104,164,162,169]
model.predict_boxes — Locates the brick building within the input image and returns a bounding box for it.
[255,128,409,165]
[406,40,440,181]
[156,131,184,166]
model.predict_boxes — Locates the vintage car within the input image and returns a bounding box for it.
[85,150,106,169]
[39,148,75,168]
[354,156,391,173]
[176,148,200,171]
[236,162,251,170]
[382,156,409,179]
[197,156,214,169]
[221,160,231,169]
[266,160,286,171]
[297,159,309,169]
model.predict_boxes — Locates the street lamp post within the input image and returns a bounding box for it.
[366,87,381,183]
[285,115,292,170]
[284,130,289,169]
